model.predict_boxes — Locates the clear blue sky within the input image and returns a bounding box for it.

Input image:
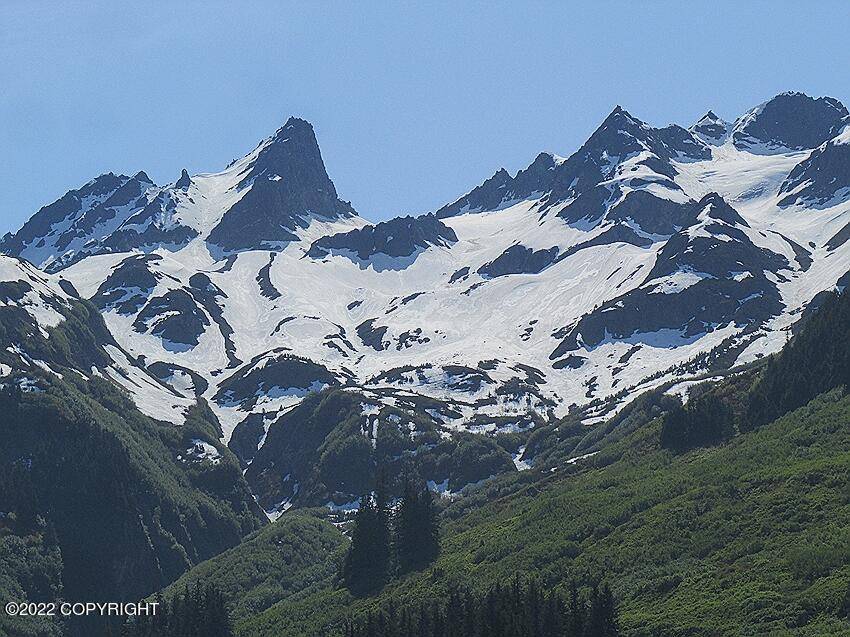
[3,1,850,234]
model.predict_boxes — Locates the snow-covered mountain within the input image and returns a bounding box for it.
[0,254,197,422]
[4,91,850,508]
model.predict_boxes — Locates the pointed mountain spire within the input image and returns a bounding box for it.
[175,168,191,190]
[207,115,357,252]
[132,170,154,185]
[698,110,721,124]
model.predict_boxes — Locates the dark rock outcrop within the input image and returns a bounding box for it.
[732,92,848,152]
[308,214,456,264]
[207,117,357,252]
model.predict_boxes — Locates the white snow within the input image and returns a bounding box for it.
[565,451,599,465]
[9,102,850,456]
[185,439,222,464]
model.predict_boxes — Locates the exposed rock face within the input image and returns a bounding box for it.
[689,110,730,144]
[655,124,712,160]
[175,168,192,190]
[91,254,163,314]
[7,94,850,509]
[732,92,848,152]
[779,124,850,207]
[478,245,560,278]
[550,194,788,360]
[1,172,155,271]
[133,289,210,347]
[436,153,561,218]
[308,214,457,264]
[213,351,339,411]
[206,117,357,252]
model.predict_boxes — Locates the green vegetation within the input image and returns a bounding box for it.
[660,393,733,450]
[0,295,265,637]
[7,278,850,636]
[425,391,850,636]
[748,290,850,428]
[244,389,517,511]
[344,579,617,637]
[0,509,64,637]
[161,512,346,625]
[342,492,392,596]
[394,481,440,575]
[145,292,850,634]
[0,372,263,598]
[123,582,234,637]
[165,383,850,636]
[342,479,440,595]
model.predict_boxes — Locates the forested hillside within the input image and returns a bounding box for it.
[148,293,850,636]
[0,300,265,637]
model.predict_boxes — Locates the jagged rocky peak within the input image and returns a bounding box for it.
[559,105,677,187]
[511,152,559,193]
[0,171,158,271]
[175,168,192,189]
[241,116,331,185]
[586,106,709,162]
[582,105,659,158]
[732,91,849,152]
[436,105,713,221]
[2,172,128,254]
[689,110,729,143]
[436,167,516,218]
[435,151,565,219]
[206,116,358,252]
[655,123,712,160]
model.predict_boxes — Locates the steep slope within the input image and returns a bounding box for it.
[155,288,850,635]
[779,123,850,209]
[206,117,358,252]
[5,92,850,504]
[689,110,730,145]
[549,193,788,360]
[730,91,848,153]
[0,172,156,272]
[228,391,849,636]
[0,255,265,636]
[241,388,517,518]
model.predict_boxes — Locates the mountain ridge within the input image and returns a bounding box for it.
[4,91,850,520]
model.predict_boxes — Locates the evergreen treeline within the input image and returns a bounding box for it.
[661,289,850,452]
[342,478,440,595]
[747,289,850,428]
[121,582,233,637]
[660,393,733,451]
[344,579,618,637]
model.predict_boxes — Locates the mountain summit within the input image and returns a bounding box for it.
[2,92,850,492]
[1,116,360,269]
[206,117,358,252]
[731,91,848,152]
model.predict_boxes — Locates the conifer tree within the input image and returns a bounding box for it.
[122,581,234,637]
[344,577,620,637]
[395,479,440,573]
[342,493,391,595]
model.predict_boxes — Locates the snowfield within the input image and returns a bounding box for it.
[4,92,850,452]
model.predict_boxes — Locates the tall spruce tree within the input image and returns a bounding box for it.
[395,480,440,573]
[342,492,391,595]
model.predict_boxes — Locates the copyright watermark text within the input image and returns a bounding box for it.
[5,600,159,618]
